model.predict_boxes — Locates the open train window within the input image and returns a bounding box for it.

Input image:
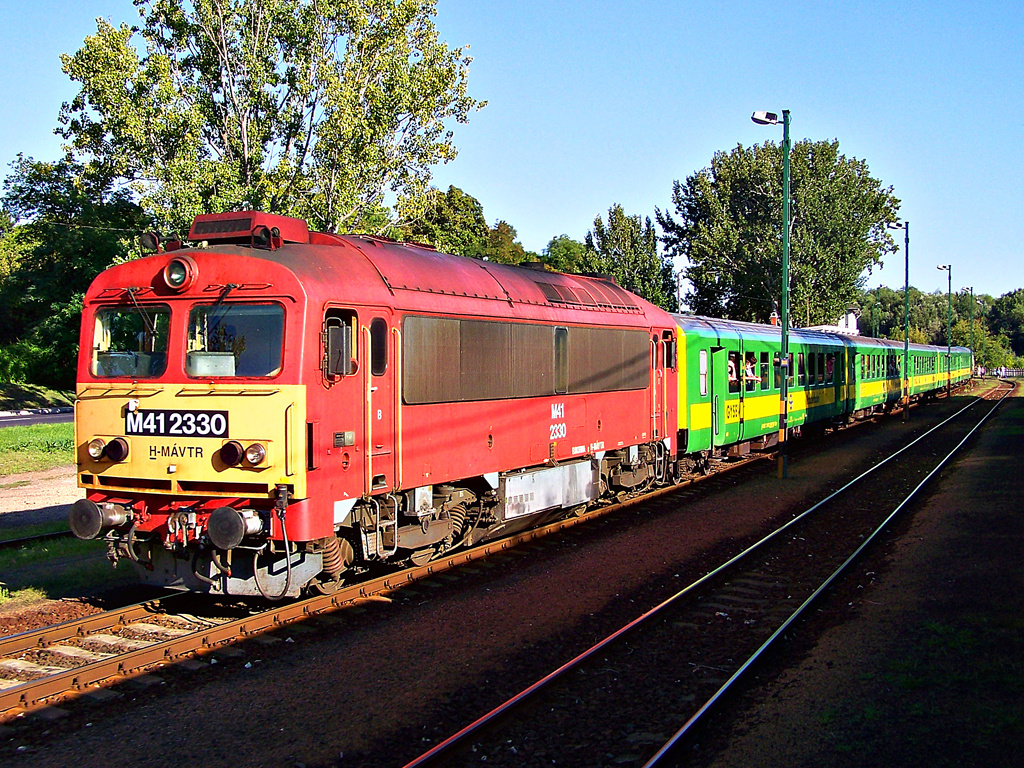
[760,351,769,391]
[324,309,357,378]
[728,351,741,393]
[825,353,835,384]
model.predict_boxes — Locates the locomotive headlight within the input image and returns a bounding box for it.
[244,443,267,466]
[161,255,197,292]
[87,438,107,460]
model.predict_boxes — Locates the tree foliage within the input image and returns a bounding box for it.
[400,185,534,263]
[0,156,150,387]
[541,234,587,273]
[585,204,678,311]
[59,0,481,234]
[659,140,899,325]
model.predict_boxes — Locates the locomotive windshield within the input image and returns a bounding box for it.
[186,303,284,377]
[92,304,171,378]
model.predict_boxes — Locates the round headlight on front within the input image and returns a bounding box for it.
[244,443,267,466]
[161,255,197,292]
[105,437,130,462]
[88,438,107,460]
[220,440,244,467]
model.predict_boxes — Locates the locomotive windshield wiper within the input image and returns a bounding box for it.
[124,287,157,337]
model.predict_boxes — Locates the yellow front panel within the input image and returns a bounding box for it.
[76,383,307,499]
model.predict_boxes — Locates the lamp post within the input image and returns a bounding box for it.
[888,222,910,420]
[967,286,974,380]
[937,264,952,397]
[752,108,791,478]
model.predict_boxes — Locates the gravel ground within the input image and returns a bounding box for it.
[694,389,1024,768]
[2,388,1019,767]
[0,466,82,530]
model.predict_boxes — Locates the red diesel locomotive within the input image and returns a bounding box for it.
[70,211,679,597]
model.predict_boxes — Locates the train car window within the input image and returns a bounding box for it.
[744,353,757,392]
[555,327,568,394]
[817,353,825,384]
[797,352,806,386]
[370,318,388,376]
[187,303,284,378]
[825,353,835,384]
[787,353,794,386]
[760,351,770,391]
[773,353,781,389]
[699,349,708,396]
[92,304,171,378]
[807,353,816,386]
[728,351,741,393]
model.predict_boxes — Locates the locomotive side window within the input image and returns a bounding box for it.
[92,304,171,378]
[186,303,284,378]
[403,316,648,404]
[370,317,388,376]
[555,327,569,394]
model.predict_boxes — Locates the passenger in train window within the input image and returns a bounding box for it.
[745,354,758,391]
[728,352,740,393]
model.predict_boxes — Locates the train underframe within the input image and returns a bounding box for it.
[78,440,683,598]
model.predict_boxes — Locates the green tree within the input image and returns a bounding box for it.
[988,288,1024,356]
[584,204,678,311]
[659,140,899,324]
[59,0,482,234]
[541,234,587,273]
[0,156,150,387]
[401,185,488,255]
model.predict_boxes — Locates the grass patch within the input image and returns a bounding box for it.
[0,519,70,541]
[0,539,137,605]
[0,421,75,476]
[0,382,74,411]
[0,585,48,610]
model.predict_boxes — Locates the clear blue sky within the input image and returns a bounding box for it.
[2,0,1021,299]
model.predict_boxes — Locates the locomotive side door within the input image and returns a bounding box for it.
[365,314,397,493]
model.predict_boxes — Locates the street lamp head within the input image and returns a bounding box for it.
[937,264,950,271]
[887,221,906,230]
[751,111,780,125]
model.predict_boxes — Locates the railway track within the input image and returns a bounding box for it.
[399,379,1014,768]
[0,382,990,725]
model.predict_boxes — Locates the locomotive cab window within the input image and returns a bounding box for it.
[186,303,284,377]
[92,304,171,378]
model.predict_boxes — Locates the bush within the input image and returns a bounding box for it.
[0,341,47,384]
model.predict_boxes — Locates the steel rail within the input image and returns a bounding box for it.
[401,383,1009,768]
[644,380,1015,766]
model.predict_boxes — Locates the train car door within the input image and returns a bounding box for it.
[710,347,741,448]
[365,314,396,492]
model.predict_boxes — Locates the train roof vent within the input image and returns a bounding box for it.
[188,211,310,244]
